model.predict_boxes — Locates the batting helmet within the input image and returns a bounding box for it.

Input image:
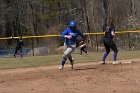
[69,20,77,27]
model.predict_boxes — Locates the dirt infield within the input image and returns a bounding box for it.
[0,58,140,93]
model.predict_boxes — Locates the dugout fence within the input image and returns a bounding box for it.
[0,30,140,57]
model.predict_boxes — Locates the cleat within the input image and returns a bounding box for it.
[112,61,121,65]
[101,61,106,64]
[71,62,73,69]
[58,65,63,70]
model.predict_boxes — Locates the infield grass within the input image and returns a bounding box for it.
[0,50,140,69]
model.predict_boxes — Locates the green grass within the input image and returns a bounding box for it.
[0,50,140,70]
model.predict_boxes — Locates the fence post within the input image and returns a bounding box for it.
[96,34,98,51]
[128,32,131,51]
[31,38,34,56]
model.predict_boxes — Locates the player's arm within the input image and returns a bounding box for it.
[80,32,85,41]
[61,29,72,39]
[103,24,106,35]
[64,35,72,39]
[111,31,115,36]
[111,25,116,36]
[79,41,84,44]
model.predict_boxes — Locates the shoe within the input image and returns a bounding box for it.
[70,59,74,69]
[112,61,121,65]
[101,61,106,64]
[58,65,63,70]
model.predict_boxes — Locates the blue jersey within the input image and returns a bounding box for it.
[61,27,84,45]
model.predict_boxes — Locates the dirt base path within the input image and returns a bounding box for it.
[0,58,140,93]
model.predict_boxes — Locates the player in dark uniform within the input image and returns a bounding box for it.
[79,40,88,55]
[59,20,85,70]
[14,37,24,58]
[101,18,120,64]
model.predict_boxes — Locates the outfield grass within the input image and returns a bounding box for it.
[0,50,140,69]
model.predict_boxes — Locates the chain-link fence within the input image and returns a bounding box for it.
[0,31,140,57]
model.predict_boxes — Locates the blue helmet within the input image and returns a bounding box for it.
[69,20,77,27]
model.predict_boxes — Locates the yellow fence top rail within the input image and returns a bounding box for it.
[0,30,140,40]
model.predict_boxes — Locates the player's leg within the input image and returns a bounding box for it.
[59,49,69,70]
[59,44,75,70]
[101,41,110,64]
[110,40,120,64]
[83,46,88,54]
[14,46,20,57]
[80,47,83,55]
[19,47,23,58]
[67,45,75,69]
[59,56,67,70]
[85,46,88,54]
[68,55,74,69]
[59,43,67,70]
[59,51,68,70]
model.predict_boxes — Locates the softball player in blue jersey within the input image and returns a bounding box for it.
[59,20,85,70]
[101,18,120,65]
